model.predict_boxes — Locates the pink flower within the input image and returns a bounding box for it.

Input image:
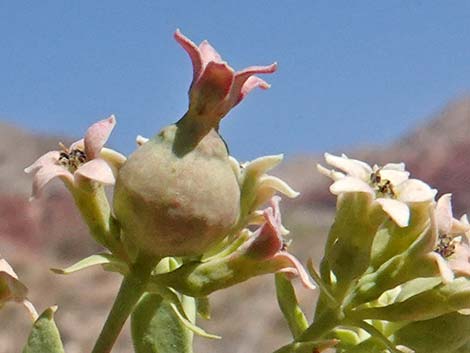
[241,196,315,289]
[25,116,123,199]
[174,29,277,123]
[432,194,470,282]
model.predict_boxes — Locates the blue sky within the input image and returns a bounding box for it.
[2,1,470,160]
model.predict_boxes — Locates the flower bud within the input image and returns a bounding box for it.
[113,124,240,257]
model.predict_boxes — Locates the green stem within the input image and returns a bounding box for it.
[297,308,340,342]
[307,259,339,310]
[352,320,401,353]
[91,254,157,353]
[70,185,127,260]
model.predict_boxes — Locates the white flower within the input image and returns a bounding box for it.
[318,153,437,227]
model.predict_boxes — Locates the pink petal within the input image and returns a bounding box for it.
[174,29,203,82]
[232,63,277,106]
[84,115,116,160]
[244,207,283,259]
[435,194,453,234]
[75,158,115,185]
[30,165,73,200]
[189,61,234,117]
[275,252,316,289]
[427,252,455,283]
[199,40,223,64]
[69,138,85,151]
[448,242,470,276]
[24,151,60,174]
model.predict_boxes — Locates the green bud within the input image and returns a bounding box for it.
[113,117,240,257]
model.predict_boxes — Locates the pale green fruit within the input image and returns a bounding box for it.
[113,123,240,257]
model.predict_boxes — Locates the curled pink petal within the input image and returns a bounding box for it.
[30,165,73,200]
[174,29,203,82]
[175,30,277,124]
[199,40,222,64]
[84,115,116,160]
[24,151,60,174]
[447,241,470,276]
[75,159,115,185]
[245,208,283,259]
[69,138,85,151]
[435,194,453,233]
[190,61,234,116]
[238,76,271,102]
[275,252,316,290]
[427,251,455,283]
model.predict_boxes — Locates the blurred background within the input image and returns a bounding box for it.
[1,2,470,352]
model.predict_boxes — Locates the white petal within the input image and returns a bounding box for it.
[324,153,372,180]
[330,176,374,195]
[458,309,470,315]
[228,156,242,181]
[75,159,115,185]
[100,147,127,170]
[317,164,345,181]
[376,198,410,227]
[136,135,149,146]
[244,154,283,177]
[382,162,406,172]
[258,175,299,198]
[378,169,410,185]
[395,179,437,203]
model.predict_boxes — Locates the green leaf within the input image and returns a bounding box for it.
[168,301,220,339]
[131,293,194,353]
[22,306,65,353]
[392,312,470,353]
[50,253,129,275]
[275,273,308,339]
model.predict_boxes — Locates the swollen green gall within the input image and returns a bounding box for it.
[113,30,277,257]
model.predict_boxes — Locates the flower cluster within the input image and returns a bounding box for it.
[16,29,320,353]
[304,153,470,353]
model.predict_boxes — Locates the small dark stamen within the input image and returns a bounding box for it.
[434,233,456,258]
